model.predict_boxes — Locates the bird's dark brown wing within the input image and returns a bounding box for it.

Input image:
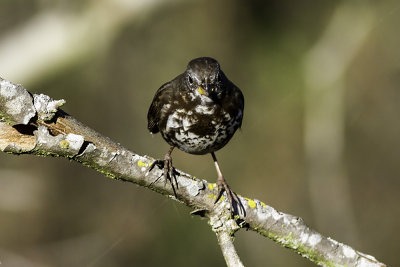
[221,80,244,129]
[147,81,174,134]
[235,85,244,129]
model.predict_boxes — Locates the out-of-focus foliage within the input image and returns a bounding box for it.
[0,0,399,266]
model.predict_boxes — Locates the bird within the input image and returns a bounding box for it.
[147,57,244,216]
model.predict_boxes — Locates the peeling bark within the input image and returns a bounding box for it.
[0,77,386,267]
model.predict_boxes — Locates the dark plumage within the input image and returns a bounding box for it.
[147,57,244,216]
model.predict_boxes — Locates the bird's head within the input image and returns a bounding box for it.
[185,57,225,99]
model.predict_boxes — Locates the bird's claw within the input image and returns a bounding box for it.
[148,158,179,198]
[215,178,246,218]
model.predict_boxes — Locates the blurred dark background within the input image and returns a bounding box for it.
[0,0,399,266]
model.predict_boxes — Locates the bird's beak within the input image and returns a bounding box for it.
[197,86,207,95]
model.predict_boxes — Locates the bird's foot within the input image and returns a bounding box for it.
[215,175,246,218]
[148,155,179,198]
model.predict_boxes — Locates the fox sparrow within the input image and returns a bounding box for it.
[147,57,244,215]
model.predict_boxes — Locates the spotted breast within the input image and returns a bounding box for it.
[148,69,244,155]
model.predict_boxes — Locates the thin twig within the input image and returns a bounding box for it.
[216,231,244,267]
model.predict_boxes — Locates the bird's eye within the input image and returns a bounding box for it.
[188,76,194,85]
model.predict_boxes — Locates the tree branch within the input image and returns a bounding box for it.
[215,231,244,267]
[209,208,244,267]
[0,77,386,267]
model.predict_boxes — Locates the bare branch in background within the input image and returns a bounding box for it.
[304,4,375,244]
[0,77,386,266]
[0,0,181,83]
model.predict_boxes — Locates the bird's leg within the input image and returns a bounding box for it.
[149,146,179,197]
[212,152,245,217]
